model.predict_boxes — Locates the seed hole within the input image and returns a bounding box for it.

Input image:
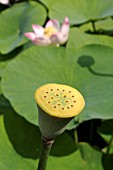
[48,101,50,104]
[50,89,53,91]
[62,89,65,92]
[73,100,76,103]
[44,96,47,98]
[58,103,60,105]
[58,99,60,101]
[67,107,70,109]
[71,105,73,107]
[54,106,56,108]
[46,92,48,94]
[62,107,64,110]
[65,101,68,103]
[64,95,66,98]
[51,97,54,99]
[57,89,59,91]
[72,96,74,97]
[56,94,59,96]
[69,91,71,93]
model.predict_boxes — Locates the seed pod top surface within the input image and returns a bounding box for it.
[34,83,85,118]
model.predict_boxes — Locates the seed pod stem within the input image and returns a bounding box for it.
[35,83,85,170]
[38,137,54,170]
[38,106,73,139]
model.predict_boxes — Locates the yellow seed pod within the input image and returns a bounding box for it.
[35,83,85,139]
[35,83,85,118]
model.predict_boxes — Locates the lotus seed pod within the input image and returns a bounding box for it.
[34,83,85,139]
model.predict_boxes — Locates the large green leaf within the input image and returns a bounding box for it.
[0,1,46,54]
[40,0,53,7]
[41,0,113,24]
[1,45,113,126]
[67,28,113,49]
[0,47,22,77]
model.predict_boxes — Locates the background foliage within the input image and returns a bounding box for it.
[0,0,113,169]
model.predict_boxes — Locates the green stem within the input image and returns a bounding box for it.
[74,129,78,144]
[92,21,96,33]
[38,137,54,170]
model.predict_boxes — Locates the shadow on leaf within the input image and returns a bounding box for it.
[51,131,77,157]
[3,108,41,159]
[0,46,22,61]
[0,93,11,115]
[78,55,113,78]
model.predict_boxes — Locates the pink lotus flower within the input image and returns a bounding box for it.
[24,17,69,46]
[0,0,9,5]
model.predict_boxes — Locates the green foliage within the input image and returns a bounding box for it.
[41,0,113,24]
[0,113,104,170]
[0,0,113,169]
